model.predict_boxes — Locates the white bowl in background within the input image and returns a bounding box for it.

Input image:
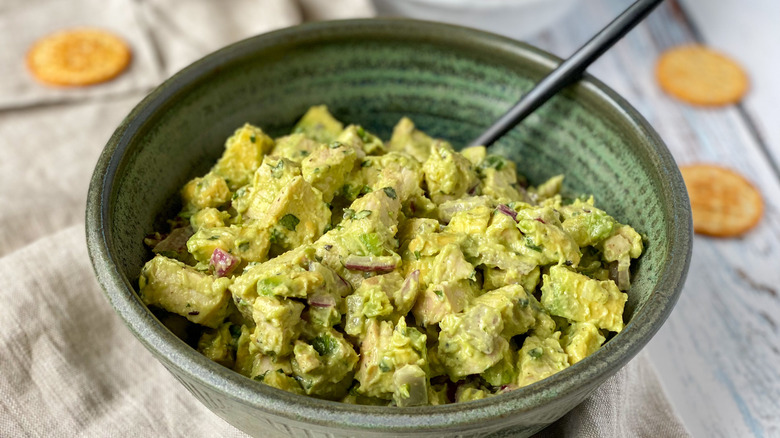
[373,0,581,40]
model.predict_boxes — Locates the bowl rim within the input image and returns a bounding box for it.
[86,17,692,432]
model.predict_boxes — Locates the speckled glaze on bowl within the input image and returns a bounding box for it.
[86,19,691,438]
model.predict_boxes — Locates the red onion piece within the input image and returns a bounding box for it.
[308,294,336,308]
[210,248,238,277]
[399,269,420,298]
[496,204,518,222]
[344,255,398,273]
[534,217,546,224]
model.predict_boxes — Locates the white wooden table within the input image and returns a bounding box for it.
[525,0,780,436]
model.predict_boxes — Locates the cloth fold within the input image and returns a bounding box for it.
[0,1,687,436]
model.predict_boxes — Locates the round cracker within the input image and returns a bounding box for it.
[680,164,763,237]
[656,45,748,106]
[27,28,131,86]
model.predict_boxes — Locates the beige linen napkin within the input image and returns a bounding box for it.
[0,0,163,110]
[0,1,688,436]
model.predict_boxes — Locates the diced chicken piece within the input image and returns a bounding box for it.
[412,280,475,326]
[301,141,360,202]
[393,364,429,407]
[438,305,509,379]
[139,255,232,328]
[541,265,627,332]
[355,318,427,399]
[250,295,304,356]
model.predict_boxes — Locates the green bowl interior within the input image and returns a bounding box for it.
[90,19,690,432]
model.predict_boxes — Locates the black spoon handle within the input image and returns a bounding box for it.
[470,0,665,147]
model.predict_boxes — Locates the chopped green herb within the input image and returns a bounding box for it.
[232,186,247,200]
[480,155,506,171]
[525,237,543,252]
[378,359,392,373]
[249,134,256,143]
[353,210,372,220]
[253,372,267,382]
[342,208,356,220]
[413,250,421,261]
[360,185,373,195]
[258,277,283,295]
[382,187,397,199]
[398,383,411,398]
[356,126,371,143]
[360,160,372,168]
[269,228,284,244]
[228,324,242,339]
[237,241,250,252]
[299,150,310,157]
[269,160,284,178]
[280,214,300,231]
[434,289,444,299]
[207,235,220,240]
[359,232,383,256]
[329,141,344,149]
[528,347,543,359]
[311,335,338,356]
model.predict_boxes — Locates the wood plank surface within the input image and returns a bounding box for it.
[526,1,780,436]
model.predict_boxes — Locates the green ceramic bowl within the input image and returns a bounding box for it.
[86,19,691,438]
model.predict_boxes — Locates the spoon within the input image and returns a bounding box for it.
[471,0,665,147]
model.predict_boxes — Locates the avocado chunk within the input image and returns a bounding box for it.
[271,133,322,163]
[529,174,564,203]
[355,318,427,399]
[560,198,618,247]
[560,322,606,365]
[455,381,491,403]
[301,140,359,202]
[212,123,274,190]
[540,265,627,333]
[291,328,359,399]
[292,105,344,143]
[514,206,581,266]
[475,154,527,204]
[338,124,384,156]
[517,333,569,387]
[181,172,231,212]
[422,141,479,205]
[386,117,434,163]
[360,152,424,203]
[139,255,232,328]
[345,272,401,339]
[198,322,239,367]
